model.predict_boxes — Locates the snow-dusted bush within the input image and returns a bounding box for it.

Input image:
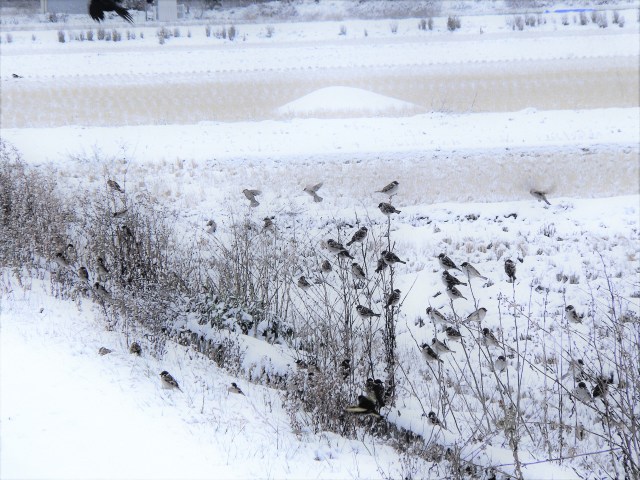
[228,24,237,41]
[389,20,398,34]
[339,24,347,36]
[447,15,461,31]
[57,30,65,43]
[5,33,13,43]
[97,28,105,40]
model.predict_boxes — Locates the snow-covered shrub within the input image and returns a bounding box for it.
[205,24,211,37]
[418,18,427,30]
[265,25,275,37]
[173,27,181,38]
[339,24,346,36]
[596,12,608,28]
[389,20,398,34]
[447,16,461,31]
[579,11,589,25]
[5,33,13,43]
[111,29,121,41]
[57,30,65,43]
[228,24,237,41]
[97,28,105,40]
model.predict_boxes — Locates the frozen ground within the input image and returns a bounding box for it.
[1,1,639,479]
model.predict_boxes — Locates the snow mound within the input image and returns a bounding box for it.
[275,86,424,119]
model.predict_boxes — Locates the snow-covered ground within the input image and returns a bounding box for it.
[1,1,639,479]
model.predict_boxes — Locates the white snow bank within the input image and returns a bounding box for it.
[275,86,424,118]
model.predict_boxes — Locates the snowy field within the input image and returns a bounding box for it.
[1,1,639,479]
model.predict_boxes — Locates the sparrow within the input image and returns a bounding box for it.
[325,239,347,254]
[438,253,461,272]
[262,216,275,232]
[385,288,401,308]
[54,251,71,268]
[337,249,355,260]
[561,359,585,381]
[78,266,90,282]
[427,411,444,428]
[159,371,182,391]
[504,259,517,283]
[530,189,551,205]
[378,202,401,216]
[344,395,381,418]
[592,374,613,400]
[321,260,332,273]
[129,342,142,355]
[340,359,351,379]
[89,0,133,23]
[420,343,444,363]
[346,226,368,246]
[460,262,487,281]
[381,250,406,266]
[94,282,111,300]
[356,305,381,318]
[107,179,124,193]
[351,263,367,280]
[573,382,592,403]
[431,337,454,354]
[98,347,112,356]
[206,219,217,234]
[303,182,323,203]
[242,189,261,207]
[445,326,462,341]
[365,378,385,408]
[96,256,109,278]
[464,307,487,323]
[446,285,467,301]
[482,328,500,348]
[494,355,507,373]
[228,382,245,395]
[565,305,584,324]
[112,208,128,218]
[376,180,399,196]
[426,307,451,326]
[375,258,388,273]
[297,276,312,289]
[12,73,23,78]
[442,270,467,288]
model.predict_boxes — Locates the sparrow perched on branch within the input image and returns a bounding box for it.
[356,305,381,318]
[375,258,388,273]
[107,179,124,193]
[78,266,90,283]
[325,239,347,254]
[385,289,401,308]
[464,307,487,323]
[242,189,261,207]
[504,259,517,283]
[431,338,454,354]
[381,250,406,266]
[445,326,462,341]
[159,371,182,391]
[426,307,452,327]
[420,343,444,363]
[346,226,368,246]
[297,276,312,289]
[460,261,487,281]
[98,347,112,356]
[376,180,399,197]
[93,282,111,300]
[482,328,500,348]
[351,263,367,280]
[427,411,445,428]
[573,382,592,403]
[228,382,245,395]
[344,395,381,418]
[337,249,355,260]
[321,260,332,273]
[446,285,467,301]
[378,202,401,216]
[565,305,584,324]
[442,270,467,288]
[530,189,551,205]
[494,355,507,373]
[438,253,461,272]
[303,182,323,203]
[54,251,71,269]
[96,257,109,279]
[262,216,275,232]
[129,342,141,356]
